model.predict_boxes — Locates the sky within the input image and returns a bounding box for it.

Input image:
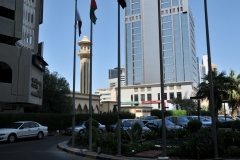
[39,0,240,93]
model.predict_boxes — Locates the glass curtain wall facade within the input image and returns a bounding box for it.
[125,0,198,87]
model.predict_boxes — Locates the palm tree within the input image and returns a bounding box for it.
[229,70,240,120]
[197,70,236,118]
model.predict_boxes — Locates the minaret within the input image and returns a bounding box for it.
[78,36,91,94]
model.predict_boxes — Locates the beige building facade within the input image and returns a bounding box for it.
[0,0,47,113]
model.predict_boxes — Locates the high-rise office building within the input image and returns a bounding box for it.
[108,67,126,88]
[125,0,198,87]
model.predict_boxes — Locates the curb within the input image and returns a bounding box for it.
[57,141,158,160]
[57,141,129,160]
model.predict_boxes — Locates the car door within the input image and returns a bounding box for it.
[17,122,31,138]
[29,122,40,137]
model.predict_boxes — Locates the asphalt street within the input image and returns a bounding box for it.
[0,135,91,160]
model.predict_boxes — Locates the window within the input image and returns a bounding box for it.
[177,92,182,99]
[164,93,167,100]
[147,87,151,91]
[141,94,145,101]
[176,85,181,89]
[134,88,138,92]
[169,86,174,90]
[131,95,133,101]
[147,94,152,100]
[158,93,160,100]
[30,122,39,128]
[0,62,12,83]
[170,92,174,99]
[134,94,139,101]
[140,87,145,91]
[22,123,30,129]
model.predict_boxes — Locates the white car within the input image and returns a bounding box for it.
[0,121,48,143]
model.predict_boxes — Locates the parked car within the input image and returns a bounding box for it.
[145,119,183,132]
[141,116,158,124]
[66,121,106,135]
[107,122,117,132]
[165,116,190,128]
[219,120,234,130]
[128,119,150,134]
[0,121,48,143]
[185,116,212,127]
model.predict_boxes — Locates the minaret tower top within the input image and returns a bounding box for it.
[77,35,91,59]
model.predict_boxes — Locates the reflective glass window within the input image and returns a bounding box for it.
[162,3,171,9]
[163,36,172,43]
[132,3,140,9]
[133,41,141,47]
[133,47,141,54]
[162,22,172,29]
[162,15,171,22]
[172,0,179,6]
[163,43,173,50]
[133,21,141,28]
[133,34,141,41]
[132,9,140,15]
[133,28,141,34]
[163,29,172,36]
[133,61,141,67]
[133,54,142,61]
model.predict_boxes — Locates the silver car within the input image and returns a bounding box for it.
[0,121,48,143]
[66,121,106,135]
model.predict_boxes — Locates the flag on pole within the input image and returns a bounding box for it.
[118,0,126,9]
[76,9,82,37]
[90,0,97,24]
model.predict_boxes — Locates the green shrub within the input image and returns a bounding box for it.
[144,130,157,140]
[84,119,99,130]
[175,128,188,138]
[231,120,240,131]
[95,132,118,154]
[187,119,202,133]
[131,122,142,137]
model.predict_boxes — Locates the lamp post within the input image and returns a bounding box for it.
[222,100,229,121]
[190,96,204,121]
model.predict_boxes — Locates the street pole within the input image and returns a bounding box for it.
[224,103,226,121]
[157,0,167,158]
[204,0,218,158]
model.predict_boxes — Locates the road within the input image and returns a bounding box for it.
[0,135,91,160]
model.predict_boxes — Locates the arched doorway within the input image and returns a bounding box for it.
[0,61,12,83]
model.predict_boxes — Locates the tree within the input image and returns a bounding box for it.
[41,68,72,113]
[171,97,196,110]
[197,70,236,118]
[228,70,240,120]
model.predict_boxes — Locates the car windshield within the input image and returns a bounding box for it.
[157,120,175,126]
[178,117,189,122]
[3,122,23,129]
[76,122,85,127]
[122,121,132,127]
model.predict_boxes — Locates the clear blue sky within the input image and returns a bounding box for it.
[39,0,240,93]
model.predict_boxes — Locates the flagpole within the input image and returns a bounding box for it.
[89,11,93,152]
[157,0,167,158]
[204,0,218,158]
[71,0,77,147]
[117,2,121,156]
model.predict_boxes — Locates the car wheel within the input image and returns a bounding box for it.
[79,130,84,135]
[8,134,16,143]
[37,132,44,140]
[98,129,103,134]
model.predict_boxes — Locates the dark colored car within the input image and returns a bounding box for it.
[145,119,183,132]
[219,120,234,130]
[141,116,158,124]
[165,116,190,128]
[108,120,133,132]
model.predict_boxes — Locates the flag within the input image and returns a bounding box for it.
[118,0,126,9]
[90,0,97,24]
[76,9,82,37]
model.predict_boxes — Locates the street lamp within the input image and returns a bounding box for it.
[190,96,204,121]
[222,100,229,121]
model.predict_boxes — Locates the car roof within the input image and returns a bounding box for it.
[14,121,35,123]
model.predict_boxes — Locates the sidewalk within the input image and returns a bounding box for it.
[57,141,163,160]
